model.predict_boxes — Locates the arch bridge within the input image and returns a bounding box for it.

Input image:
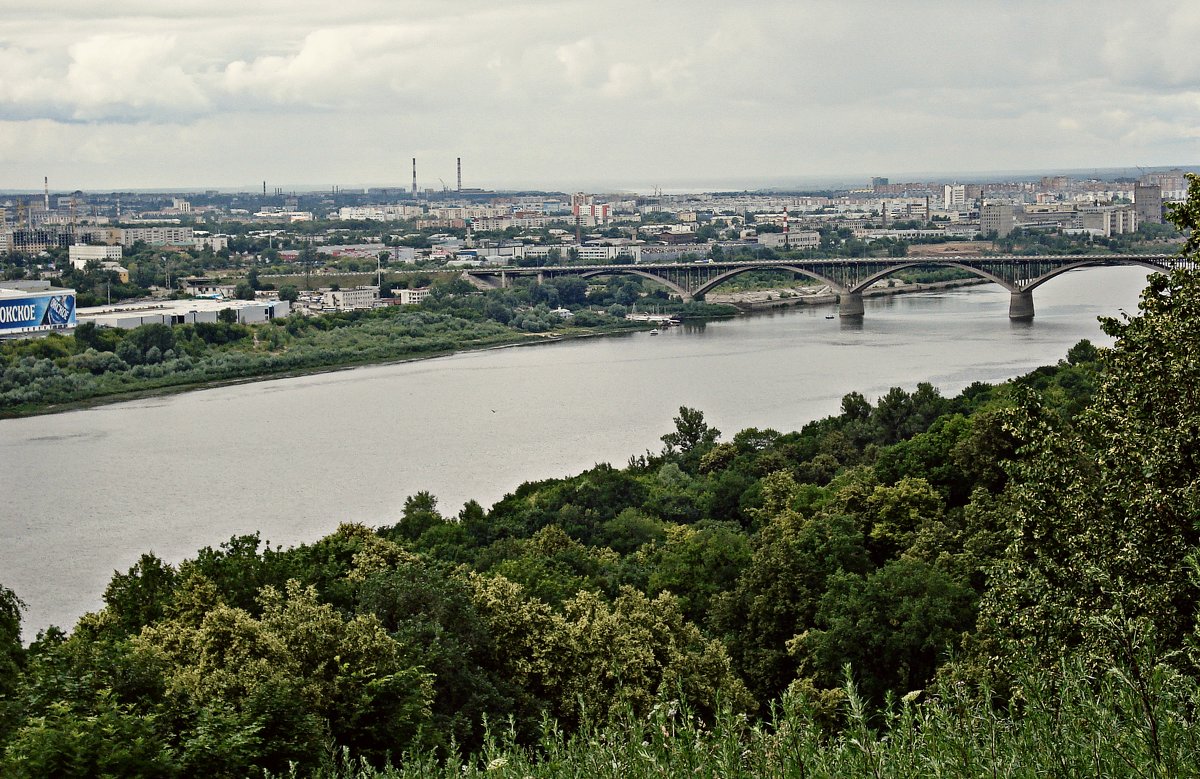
[462,254,1194,319]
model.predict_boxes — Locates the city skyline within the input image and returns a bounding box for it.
[2,1,1199,191]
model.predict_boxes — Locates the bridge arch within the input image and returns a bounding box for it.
[848,261,1018,293]
[691,264,845,298]
[576,268,694,300]
[1021,258,1172,292]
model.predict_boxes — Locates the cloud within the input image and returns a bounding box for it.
[64,34,210,120]
[0,1,1198,188]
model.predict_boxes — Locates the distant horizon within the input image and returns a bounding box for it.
[2,163,1196,198]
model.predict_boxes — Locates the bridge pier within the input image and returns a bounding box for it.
[839,291,864,318]
[1009,290,1034,320]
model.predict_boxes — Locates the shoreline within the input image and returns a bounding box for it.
[3,279,985,419]
[0,327,635,420]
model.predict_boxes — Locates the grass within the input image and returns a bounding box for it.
[282,659,1200,778]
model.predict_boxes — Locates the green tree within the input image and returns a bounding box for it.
[661,406,721,459]
[714,507,870,706]
[135,580,433,774]
[975,182,1200,683]
[645,520,750,624]
[102,553,178,638]
[0,585,23,740]
[796,558,976,703]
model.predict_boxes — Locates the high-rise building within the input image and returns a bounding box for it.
[943,184,966,209]
[980,203,1014,238]
[1134,184,1162,225]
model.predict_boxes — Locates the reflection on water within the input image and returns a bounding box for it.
[0,267,1155,638]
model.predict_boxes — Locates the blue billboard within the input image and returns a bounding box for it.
[0,292,76,334]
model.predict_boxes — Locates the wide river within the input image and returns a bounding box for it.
[1,267,1154,638]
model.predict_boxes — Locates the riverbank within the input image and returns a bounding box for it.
[0,323,643,419]
[1,278,990,419]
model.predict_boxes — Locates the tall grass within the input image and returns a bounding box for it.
[287,659,1200,778]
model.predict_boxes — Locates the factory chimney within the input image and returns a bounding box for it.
[412,158,417,198]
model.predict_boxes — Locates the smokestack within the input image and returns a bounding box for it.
[44,176,49,211]
[457,157,462,192]
[263,180,266,196]
[412,158,417,197]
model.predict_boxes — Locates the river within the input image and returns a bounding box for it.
[0,267,1153,639]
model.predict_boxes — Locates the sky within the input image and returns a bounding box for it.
[1,1,1198,192]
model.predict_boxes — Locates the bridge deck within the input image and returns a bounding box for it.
[462,253,1191,319]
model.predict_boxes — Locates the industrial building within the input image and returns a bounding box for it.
[0,282,77,338]
[76,298,290,329]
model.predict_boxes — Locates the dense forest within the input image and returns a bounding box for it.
[2,186,1200,776]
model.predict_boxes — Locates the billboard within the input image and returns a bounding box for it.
[0,292,76,335]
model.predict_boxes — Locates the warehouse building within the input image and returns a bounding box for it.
[77,298,290,329]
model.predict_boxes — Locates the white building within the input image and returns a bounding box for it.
[76,297,290,329]
[758,231,820,250]
[193,233,229,251]
[575,244,637,262]
[322,286,379,310]
[943,184,967,210]
[69,244,124,269]
[120,226,195,247]
[397,287,430,305]
[1080,206,1138,237]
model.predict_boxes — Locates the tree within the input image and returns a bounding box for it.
[797,558,976,703]
[974,175,1200,683]
[661,406,721,458]
[234,281,255,300]
[102,553,178,638]
[135,580,434,774]
[277,284,299,304]
[713,507,870,706]
[217,308,238,324]
[0,584,23,739]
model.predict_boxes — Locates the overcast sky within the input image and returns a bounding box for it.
[1,1,1197,192]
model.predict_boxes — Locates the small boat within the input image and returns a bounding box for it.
[649,328,660,335]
